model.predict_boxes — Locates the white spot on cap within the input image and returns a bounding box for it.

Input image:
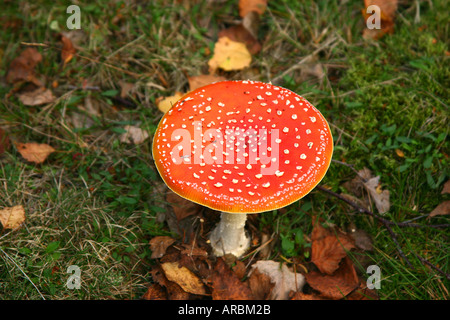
[300,154,306,159]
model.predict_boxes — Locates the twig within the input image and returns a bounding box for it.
[317,185,413,266]
[317,185,450,278]
[412,252,450,281]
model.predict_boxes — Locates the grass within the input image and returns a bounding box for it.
[0,0,449,299]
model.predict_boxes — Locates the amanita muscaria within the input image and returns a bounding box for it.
[152,80,333,257]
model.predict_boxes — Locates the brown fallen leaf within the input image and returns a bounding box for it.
[429,201,450,218]
[142,283,167,300]
[248,267,275,300]
[151,265,190,300]
[156,92,184,113]
[0,128,10,156]
[212,258,253,300]
[208,37,252,72]
[305,256,360,299]
[239,0,268,17]
[160,261,206,296]
[0,205,26,230]
[363,0,398,40]
[290,291,326,300]
[441,180,450,194]
[250,260,305,300]
[218,24,261,55]
[16,142,56,164]
[119,125,149,144]
[311,220,355,275]
[6,47,42,85]
[188,75,226,92]
[166,191,202,222]
[17,87,56,106]
[60,34,76,65]
[149,236,176,259]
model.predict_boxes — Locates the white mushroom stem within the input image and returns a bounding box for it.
[209,212,250,258]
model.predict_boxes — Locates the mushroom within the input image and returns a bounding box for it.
[152,80,333,257]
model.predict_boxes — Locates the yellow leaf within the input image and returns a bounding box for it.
[208,37,252,72]
[160,262,206,295]
[0,205,26,230]
[395,149,404,157]
[16,142,55,164]
[156,92,184,113]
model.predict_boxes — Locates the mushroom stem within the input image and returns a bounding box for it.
[209,212,250,258]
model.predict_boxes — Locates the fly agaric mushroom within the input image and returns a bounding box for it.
[152,80,333,257]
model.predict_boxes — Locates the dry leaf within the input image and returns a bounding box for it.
[0,128,10,156]
[188,75,226,92]
[311,221,355,275]
[441,180,450,194]
[160,261,206,295]
[306,256,360,299]
[17,87,56,106]
[119,125,149,144]
[212,258,254,300]
[218,24,261,55]
[363,0,398,40]
[248,267,274,300]
[166,191,202,221]
[16,142,55,164]
[60,34,76,65]
[363,176,390,214]
[156,92,184,113]
[429,201,450,218]
[250,260,305,300]
[149,236,176,259]
[142,283,167,300]
[239,0,268,17]
[0,205,26,230]
[208,37,252,72]
[6,47,42,85]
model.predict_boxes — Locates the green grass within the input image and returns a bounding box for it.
[1,0,449,299]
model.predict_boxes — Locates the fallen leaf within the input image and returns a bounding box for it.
[250,260,305,300]
[0,128,10,156]
[17,87,56,106]
[218,24,261,55]
[208,37,252,72]
[151,265,190,300]
[212,258,253,300]
[363,175,390,214]
[166,191,202,221]
[149,236,176,259]
[441,180,450,194]
[395,149,405,157]
[248,267,274,300]
[363,0,398,40]
[119,125,149,144]
[239,0,268,17]
[119,80,136,98]
[305,256,360,299]
[290,291,326,300]
[350,229,374,252]
[0,205,26,230]
[60,34,76,65]
[16,142,55,164]
[6,47,42,85]
[156,92,184,113]
[188,75,226,92]
[429,201,450,218]
[161,261,206,295]
[311,221,355,275]
[142,283,167,300]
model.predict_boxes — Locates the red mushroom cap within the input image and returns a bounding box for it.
[152,80,333,213]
